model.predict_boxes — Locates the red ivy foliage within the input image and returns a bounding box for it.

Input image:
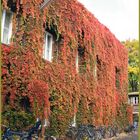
[2,0,132,134]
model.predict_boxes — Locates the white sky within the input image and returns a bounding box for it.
[78,0,139,41]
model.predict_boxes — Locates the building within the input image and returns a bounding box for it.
[2,0,132,134]
[128,92,139,123]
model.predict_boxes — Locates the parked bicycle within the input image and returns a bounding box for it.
[94,127,103,140]
[124,124,135,133]
[65,125,78,140]
[2,118,41,140]
[66,124,96,140]
[77,124,94,140]
[97,126,106,139]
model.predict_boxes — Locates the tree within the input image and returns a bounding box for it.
[122,39,139,92]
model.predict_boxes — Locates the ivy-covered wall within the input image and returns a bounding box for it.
[2,0,132,135]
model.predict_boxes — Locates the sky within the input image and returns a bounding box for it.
[78,0,138,41]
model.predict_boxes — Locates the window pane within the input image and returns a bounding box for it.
[77,46,85,73]
[3,28,9,44]
[1,10,12,44]
[5,12,12,28]
[115,68,120,89]
[43,33,53,61]
[47,35,52,61]
[47,35,51,59]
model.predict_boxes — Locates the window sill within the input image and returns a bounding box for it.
[1,42,11,47]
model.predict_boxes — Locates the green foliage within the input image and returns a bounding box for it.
[122,40,139,92]
[2,105,35,131]
[116,102,130,129]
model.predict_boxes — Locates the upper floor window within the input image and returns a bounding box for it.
[76,52,79,72]
[115,67,120,89]
[94,60,97,78]
[96,55,101,80]
[43,32,53,62]
[1,10,13,45]
[76,46,86,73]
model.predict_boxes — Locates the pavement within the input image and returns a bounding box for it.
[104,130,138,140]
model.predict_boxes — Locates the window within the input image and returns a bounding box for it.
[76,46,86,73]
[130,97,133,104]
[133,97,135,105]
[135,97,137,104]
[20,97,31,112]
[52,41,59,62]
[115,67,120,89]
[76,52,79,72]
[94,60,97,78]
[94,56,101,79]
[71,114,76,127]
[96,55,101,80]
[134,96,138,105]
[1,10,13,44]
[43,32,53,61]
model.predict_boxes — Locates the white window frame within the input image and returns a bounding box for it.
[130,97,133,104]
[1,9,13,45]
[94,60,97,78]
[76,52,79,72]
[136,96,138,104]
[71,114,76,127]
[133,97,135,105]
[43,32,53,62]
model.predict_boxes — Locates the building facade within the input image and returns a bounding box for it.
[2,0,132,134]
[128,92,139,123]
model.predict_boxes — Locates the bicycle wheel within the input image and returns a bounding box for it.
[76,135,88,140]
[20,136,30,140]
[66,129,77,139]
[76,132,93,140]
[20,138,28,140]
[20,135,31,140]
[104,130,110,139]
[44,136,56,140]
[110,129,114,138]
[95,131,102,140]
[2,136,13,140]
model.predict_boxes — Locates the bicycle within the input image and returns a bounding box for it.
[97,126,106,139]
[94,127,103,140]
[75,124,96,140]
[124,124,135,134]
[65,125,78,140]
[2,118,41,140]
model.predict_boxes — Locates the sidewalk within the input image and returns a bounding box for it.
[103,131,138,140]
